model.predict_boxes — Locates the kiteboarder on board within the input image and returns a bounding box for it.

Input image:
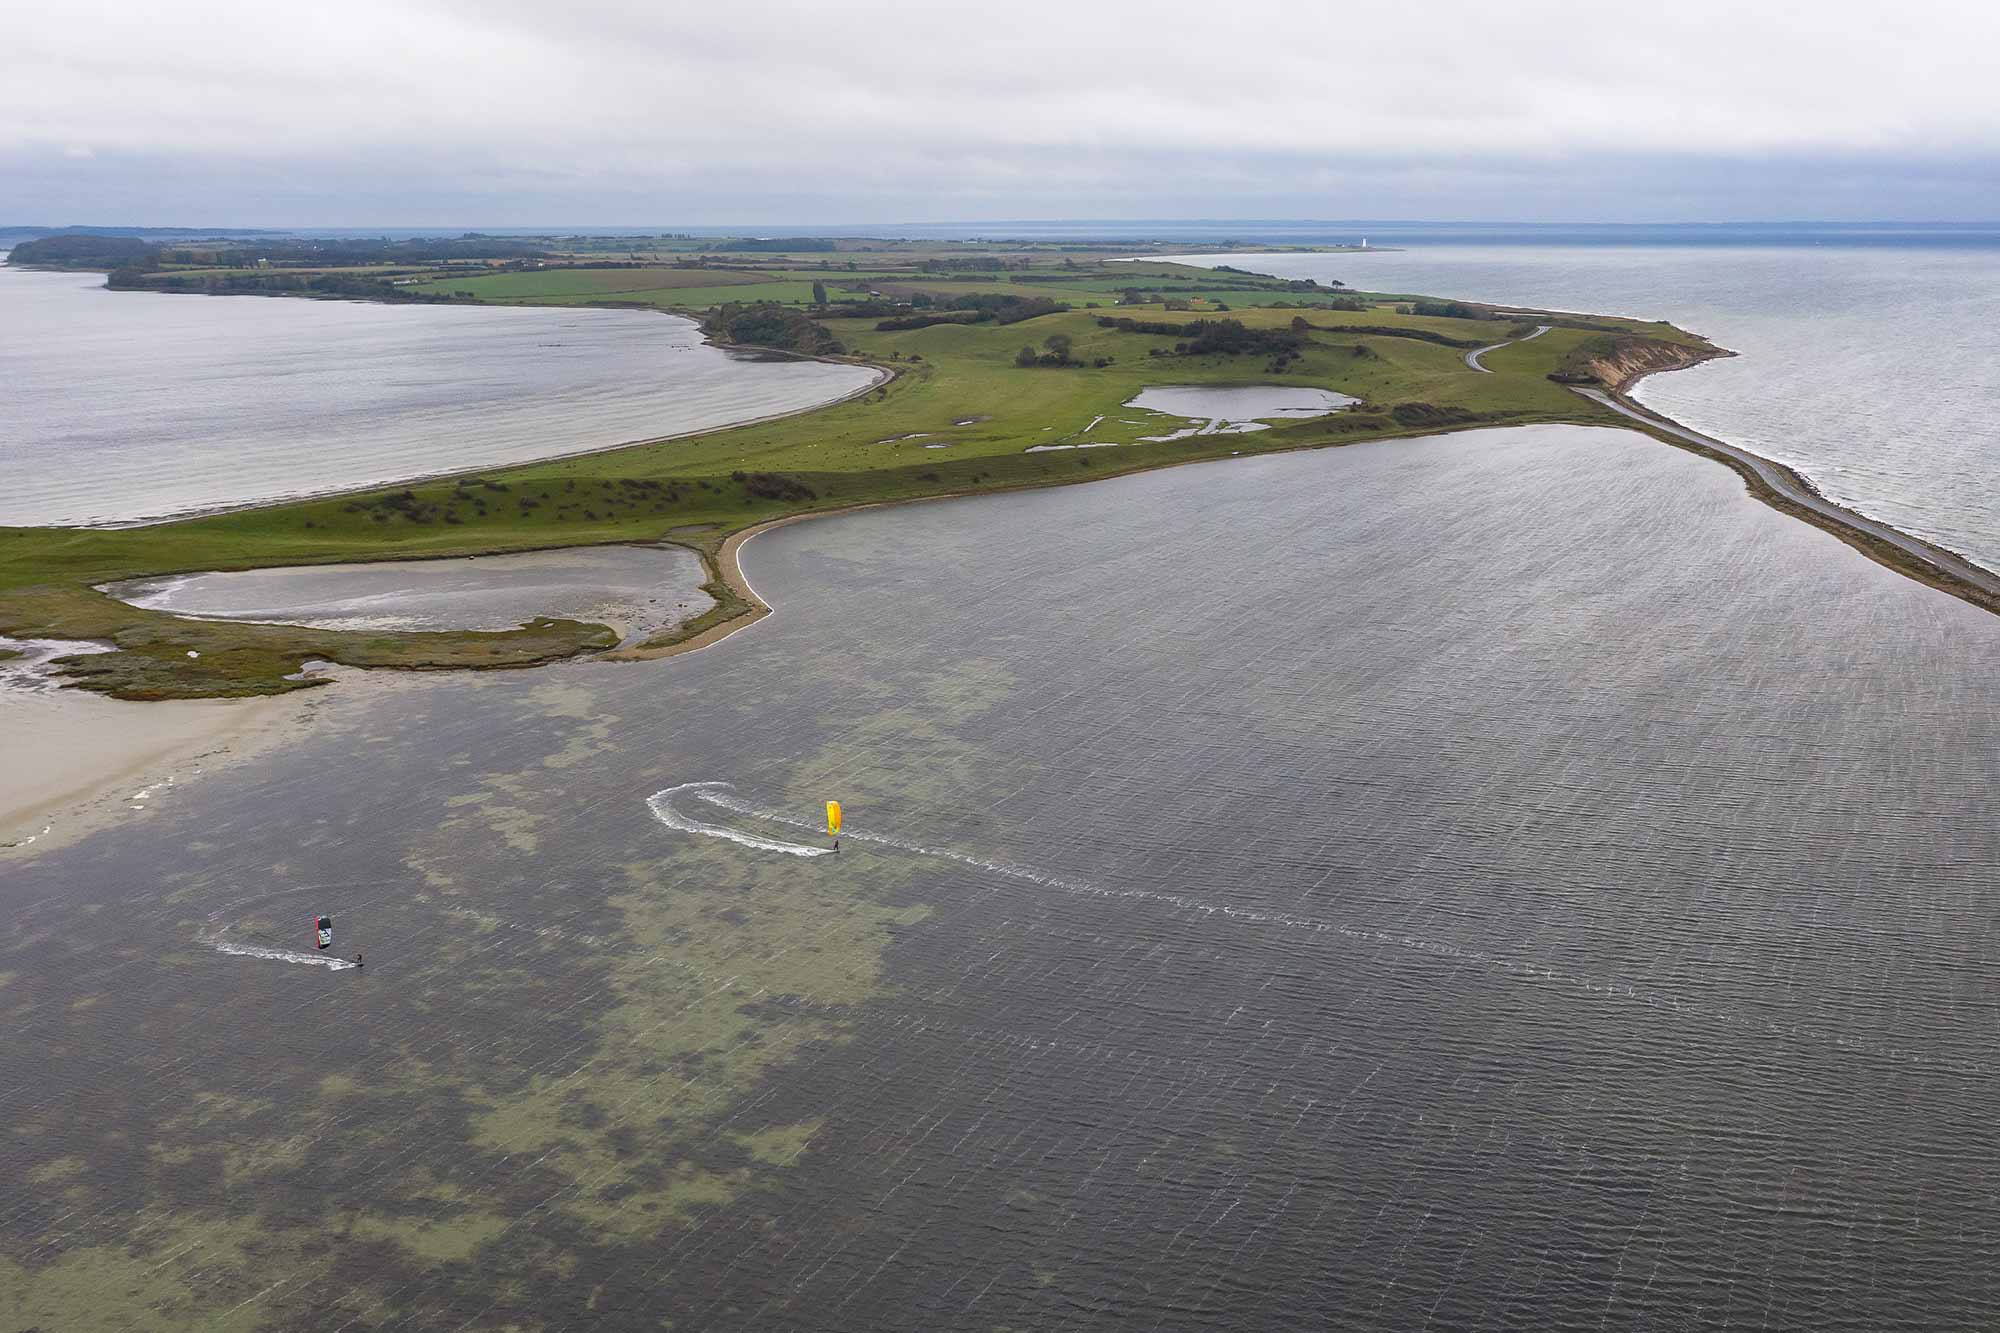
[354,952,364,969]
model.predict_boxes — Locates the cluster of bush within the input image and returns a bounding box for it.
[1096,316,1305,359]
[730,470,818,501]
[330,475,721,528]
[918,257,1035,272]
[1405,300,1491,321]
[876,310,985,331]
[1268,297,1370,312]
[1013,333,1110,368]
[710,304,844,355]
[876,294,1068,331]
[117,270,473,302]
[1204,267,1340,290]
[1284,319,1483,349]
[1546,334,1628,384]
[341,488,450,524]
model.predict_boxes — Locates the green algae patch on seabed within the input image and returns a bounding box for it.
[0,1219,273,1331]
[0,669,966,1328]
[457,850,903,1239]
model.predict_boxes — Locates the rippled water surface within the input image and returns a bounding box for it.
[5,425,1999,1328]
[1182,244,2000,571]
[0,265,876,527]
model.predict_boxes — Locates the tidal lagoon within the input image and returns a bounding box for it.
[104,544,713,645]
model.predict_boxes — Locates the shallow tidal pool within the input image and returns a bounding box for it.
[1027,383,1357,450]
[102,543,713,645]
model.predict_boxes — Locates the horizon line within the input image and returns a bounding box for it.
[7,218,2000,234]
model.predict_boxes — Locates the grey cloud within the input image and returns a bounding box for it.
[6,0,1998,224]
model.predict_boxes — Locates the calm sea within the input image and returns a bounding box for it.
[6,425,1998,1328]
[6,226,1999,1327]
[1179,239,2000,572]
[0,264,876,527]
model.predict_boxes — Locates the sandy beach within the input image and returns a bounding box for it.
[0,686,308,855]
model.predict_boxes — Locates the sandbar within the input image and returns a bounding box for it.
[0,687,306,855]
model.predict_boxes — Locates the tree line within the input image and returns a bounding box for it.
[876,294,1069,331]
[9,232,552,271]
[112,270,475,302]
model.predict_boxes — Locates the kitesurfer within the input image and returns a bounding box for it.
[354,952,364,968]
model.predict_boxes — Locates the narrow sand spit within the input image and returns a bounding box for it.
[606,503,905,664]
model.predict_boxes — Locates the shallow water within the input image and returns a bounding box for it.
[1127,383,1355,442]
[1028,384,1356,450]
[4,425,1999,1328]
[0,635,113,694]
[103,543,713,644]
[1179,244,2000,572]
[0,266,877,527]
[1125,383,1354,423]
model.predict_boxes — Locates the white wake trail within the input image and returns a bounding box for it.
[657,784,2000,1081]
[689,784,1282,923]
[688,785,1344,938]
[645,782,833,858]
[202,935,356,970]
[199,888,368,971]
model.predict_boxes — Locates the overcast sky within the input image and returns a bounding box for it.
[6,0,1998,226]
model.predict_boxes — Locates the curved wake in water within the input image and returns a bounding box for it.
[663,781,1358,932]
[200,886,369,970]
[646,782,833,857]
[202,935,357,970]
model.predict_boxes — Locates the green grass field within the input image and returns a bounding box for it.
[407,267,775,300]
[2,250,1721,698]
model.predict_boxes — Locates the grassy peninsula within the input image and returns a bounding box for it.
[2,236,1726,698]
